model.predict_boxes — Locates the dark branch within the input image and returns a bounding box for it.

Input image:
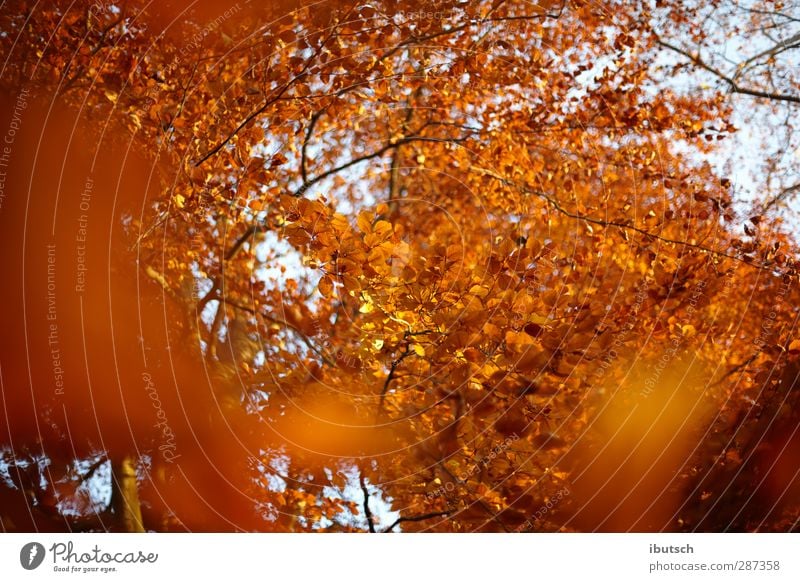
[474,166,773,269]
[79,456,109,484]
[423,451,512,532]
[656,37,800,105]
[711,353,759,387]
[301,109,325,184]
[224,298,336,366]
[359,474,375,533]
[382,510,453,532]
[197,224,267,312]
[762,181,800,212]
[293,134,471,197]
[387,146,401,207]
[378,346,413,410]
[194,81,298,167]
[194,16,346,167]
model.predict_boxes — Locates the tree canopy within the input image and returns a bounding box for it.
[1,0,798,532]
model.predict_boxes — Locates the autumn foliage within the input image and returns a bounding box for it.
[0,0,798,532]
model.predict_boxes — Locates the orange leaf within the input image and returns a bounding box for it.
[318,275,334,298]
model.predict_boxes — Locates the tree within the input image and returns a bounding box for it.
[0,0,798,532]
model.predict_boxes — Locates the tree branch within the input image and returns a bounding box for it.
[292,134,470,197]
[387,146,401,208]
[79,456,109,484]
[762,181,800,212]
[422,450,512,532]
[301,109,325,184]
[223,298,337,366]
[379,346,413,410]
[197,223,268,312]
[359,474,375,533]
[473,166,773,269]
[711,353,759,387]
[382,510,453,532]
[656,37,800,105]
[733,31,800,81]
[194,16,346,167]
